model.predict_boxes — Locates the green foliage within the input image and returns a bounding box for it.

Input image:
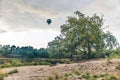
[81,73,91,79]
[99,73,109,77]
[0,58,71,68]
[74,70,81,75]
[11,59,22,66]
[0,63,11,68]
[47,11,119,60]
[8,69,18,74]
[116,65,120,70]
[108,46,120,58]
[0,45,49,58]
[0,69,18,80]
[64,73,70,78]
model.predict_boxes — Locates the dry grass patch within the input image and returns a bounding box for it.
[0,73,7,80]
[0,69,18,80]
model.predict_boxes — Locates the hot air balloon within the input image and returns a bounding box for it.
[47,19,52,25]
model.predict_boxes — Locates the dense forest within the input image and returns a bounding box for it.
[0,11,120,60]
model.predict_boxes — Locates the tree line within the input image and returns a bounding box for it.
[0,45,49,58]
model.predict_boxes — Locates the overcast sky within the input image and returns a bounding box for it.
[0,0,120,48]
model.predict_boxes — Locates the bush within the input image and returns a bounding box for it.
[82,73,91,79]
[39,62,51,65]
[0,58,71,67]
[11,59,22,66]
[74,71,80,75]
[8,69,18,74]
[0,63,11,68]
[116,65,120,70]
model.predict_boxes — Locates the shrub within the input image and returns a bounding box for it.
[116,65,120,70]
[64,73,70,78]
[8,69,18,75]
[39,62,51,65]
[92,74,99,78]
[109,76,118,80]
[31,62,39,65]
[11,59,22,66]
[99,73,108,77]
[82,73,91,79]
[0,63,11,68]
[74,71,80,75]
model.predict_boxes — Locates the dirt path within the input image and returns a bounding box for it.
[1,59,120,80]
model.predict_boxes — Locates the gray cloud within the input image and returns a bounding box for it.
[0,0,120,34]
[0,0,71,31]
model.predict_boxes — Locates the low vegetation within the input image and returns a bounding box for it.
[0,69,18,80]
[47,72,118,80]
[116,64,120,70]
[0,58,71,68]
[8,69,18,75]
[0,59,120,80]
[0,73,7,80]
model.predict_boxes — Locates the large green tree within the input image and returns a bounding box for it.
[48,11,118,59]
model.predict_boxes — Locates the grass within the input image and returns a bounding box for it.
[46,61,120,80]
[48,76,54,80]
[0,69,18,80]
[116,65,120,70]
[0,63,12,68]
[54,73,59,79]
[74,70,81,75]
[62,71,118,80]
[0,58,119,80]
[0,58,71,68]
[81,73,91,79]
[0,73,7,80]
[105,56,112,65]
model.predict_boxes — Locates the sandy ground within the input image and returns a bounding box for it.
[0,59,120,80]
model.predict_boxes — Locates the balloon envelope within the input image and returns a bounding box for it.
[47,19,52,25]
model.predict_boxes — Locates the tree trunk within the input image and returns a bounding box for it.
[88,44,91,59]
[87,38,92,59]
